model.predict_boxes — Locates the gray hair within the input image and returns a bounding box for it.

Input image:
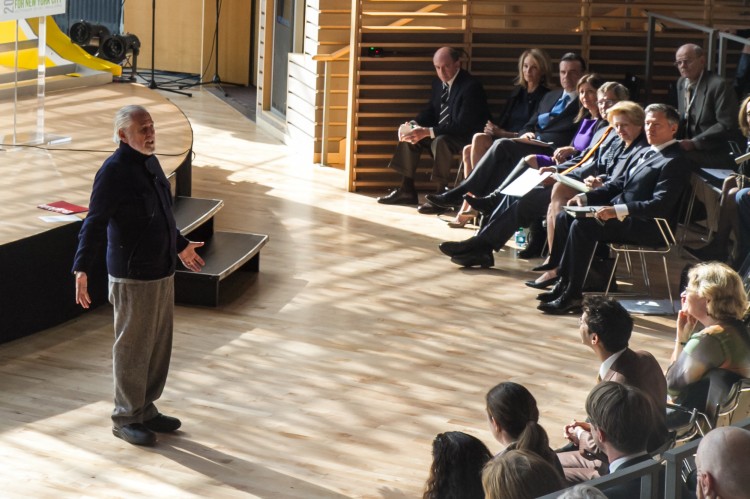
[644,103,680,126]
[113,105,148,143]
[556,484,608,499]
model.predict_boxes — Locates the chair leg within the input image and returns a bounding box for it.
[640,251,651,295]
[605,253,620,297]
[662,255,676,313]
[582,242,599,289]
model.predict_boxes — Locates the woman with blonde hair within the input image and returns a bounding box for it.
[482,449,564,499]
[667,262,750,409]
[447,48,551,227]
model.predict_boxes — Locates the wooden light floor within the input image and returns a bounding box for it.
[0,88,693,498]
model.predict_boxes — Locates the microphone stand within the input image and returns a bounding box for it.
[179,0,242,95]
[147,0,191,97]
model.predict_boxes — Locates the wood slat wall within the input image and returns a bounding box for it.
[254,0,750,188]
[342,0,750,191]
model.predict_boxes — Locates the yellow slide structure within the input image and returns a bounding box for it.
[0,16,121,77]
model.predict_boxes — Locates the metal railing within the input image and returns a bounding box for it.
[645,11,750,102]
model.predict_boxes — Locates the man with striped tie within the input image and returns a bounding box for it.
[377,46,489,207]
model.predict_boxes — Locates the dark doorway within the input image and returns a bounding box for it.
[271,0,295,117]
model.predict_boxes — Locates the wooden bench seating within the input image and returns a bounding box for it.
[172,196,268,307]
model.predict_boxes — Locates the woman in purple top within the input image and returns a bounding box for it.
[527,74,606,169]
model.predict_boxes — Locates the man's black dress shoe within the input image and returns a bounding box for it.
[450,250,494,268]
[684,245,728,263]
[144,413,182,433]
[525,276,559,289]
[417,202,447,214]
[532,261,557,272]
[537,278,567,303]
[425,192,462,209]
[537,293,583,314]
[113,423,157,446]
[439,238,480,257]
[463,194,499,216]
[377,188,418,205]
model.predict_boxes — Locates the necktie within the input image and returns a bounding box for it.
[439,82,450,126]
[561,126,614,175]
[626,148,656,182]
[537,93,570,129]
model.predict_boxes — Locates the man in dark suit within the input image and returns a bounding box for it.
[557,296,667,483]
[377,46,489,206]
[423,52,585,209]
[584,382,662,499]
[538,104,688,314]
[436,101,647,269]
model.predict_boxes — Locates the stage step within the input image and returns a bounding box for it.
[172,195,268,307]
[175,231,268,306]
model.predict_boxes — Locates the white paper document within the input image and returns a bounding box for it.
[554,173,591,193]
[499,169,552,197]
[40,215,81,223]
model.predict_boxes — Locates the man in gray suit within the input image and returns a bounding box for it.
[675,44,741,260]
[675,43,739,168]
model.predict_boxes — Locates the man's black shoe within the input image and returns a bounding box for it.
[425,192,462,209]
[464,194,499,216]
[113,423,157,446]
[377,188,418,205]
[144,413,182,433]
[538,293,583,314]
[450,250,494,268]
[417,202,447,214]
[537,278,567,303]
[684,245,728,263]
[439,238,480,257]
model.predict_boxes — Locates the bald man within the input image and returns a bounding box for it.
[695,426,750,499]
[377,46,489,208]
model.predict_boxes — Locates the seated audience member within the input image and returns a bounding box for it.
[584,382,661,499]
[556,484,608,499]
[485,381,564,477]
[446,48,552,226]
[538,104,688,314]
[423,53,586,211]
[536,97,644,279]
[377,47,489,206]
[482,449,564,499]
[423,431,492,499]
[558,296,667,483]
[456,74,607,248]
[438,97,643,271]
[737,187,750,269]
[695,426,750,499]
[674,43,741,241]
[666,262,750,410]
[686,94,750,267]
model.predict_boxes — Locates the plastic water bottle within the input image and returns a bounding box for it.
[514,227,527,248]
